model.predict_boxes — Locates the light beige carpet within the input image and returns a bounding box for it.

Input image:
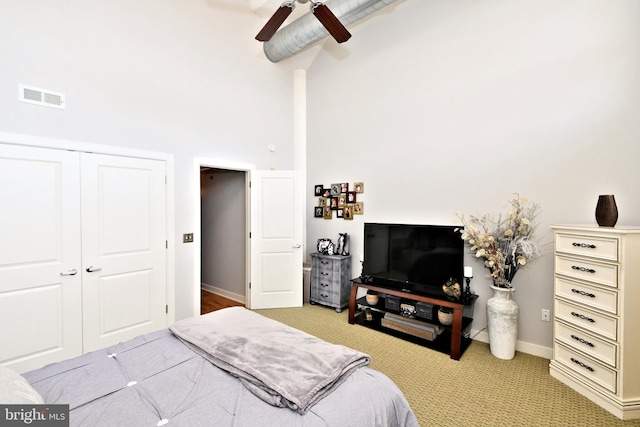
[256,304,640,427]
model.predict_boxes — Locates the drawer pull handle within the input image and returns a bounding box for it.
[572,242,596,249]
[321,261,329,265]
[570,357,595,372]
[571,311,595,322]
[321,293,329,298]
[571,288,596,298]
[321,283,329,287]
[570,334,595,347]
[321,272,329,276]
[571,265,596,274]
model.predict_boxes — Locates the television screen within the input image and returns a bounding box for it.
[362,223,464,294]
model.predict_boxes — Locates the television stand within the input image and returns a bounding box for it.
[348,279,476,360]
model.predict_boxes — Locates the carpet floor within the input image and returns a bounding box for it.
[255,304,640,427]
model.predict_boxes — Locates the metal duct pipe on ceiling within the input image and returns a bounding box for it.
[263,0,399,63]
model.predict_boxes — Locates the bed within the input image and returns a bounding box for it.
[13,307,418,426]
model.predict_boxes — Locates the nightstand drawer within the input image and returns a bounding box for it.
[555,276,618,315]
[315,257,337,272]
[554,342,616,393]
[555,233,618,262]
[555,321,617,367]
[555,299,617,341]
[555,255,618,288]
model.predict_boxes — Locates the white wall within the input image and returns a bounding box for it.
[305,0,640,353]
[0,1,298,320]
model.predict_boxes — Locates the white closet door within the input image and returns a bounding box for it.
[80,153,167,351]
[0,144,82,373]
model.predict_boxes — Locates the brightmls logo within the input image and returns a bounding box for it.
[1,405,69,426]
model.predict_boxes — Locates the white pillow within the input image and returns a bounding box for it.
[0,365,44,404]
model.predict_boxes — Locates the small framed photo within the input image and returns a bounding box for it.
[314,184,324,196]
[323,206,333,219]
[314,206,323,218]
[337,208,344,219]
[330,197,339,210]
[354,182,364,193]
[318,197,327,207]
[322,188,331,197]
[343,205,354,220]
[341,183,349,193]
[338,195,346,207]
[346,191,357,203]
[353,201,364,215]
[330,183,341,197]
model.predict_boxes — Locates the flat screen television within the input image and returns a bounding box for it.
[362,222,464,296]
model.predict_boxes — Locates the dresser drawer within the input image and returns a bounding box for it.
[555,255,618,288]
[312,268,335,282]
[555,276,618,315]
[555,233,618,262]
[555,299,617,341]
[313,256,337,272]
[554,342,617,393]
[555,321,617,367]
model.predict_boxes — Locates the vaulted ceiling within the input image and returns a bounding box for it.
[246,0,401,62]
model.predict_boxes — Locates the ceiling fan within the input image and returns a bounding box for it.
[255,0,351,43]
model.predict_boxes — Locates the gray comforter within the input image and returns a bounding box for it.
[25,310,419,427]
[170,307,370,415]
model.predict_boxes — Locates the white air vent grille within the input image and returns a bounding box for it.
[19,84,65,109]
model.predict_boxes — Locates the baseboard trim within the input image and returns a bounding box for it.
[470,329,552,359]
[201,284,246,305]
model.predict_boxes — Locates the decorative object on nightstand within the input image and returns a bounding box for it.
[316,238,334,255]
[336,233,350,255]
[549,225,640,420]
[310,253,352,312]
[457,194,541,360]
[595,194,618,227]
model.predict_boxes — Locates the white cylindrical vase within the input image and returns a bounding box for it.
[487,285,519,360]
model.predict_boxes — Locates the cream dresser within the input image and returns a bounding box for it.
[550,225,640,420]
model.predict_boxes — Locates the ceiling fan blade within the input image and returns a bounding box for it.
[255,2,295,42]
[312,3,351,43]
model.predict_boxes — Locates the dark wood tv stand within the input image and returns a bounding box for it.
[348,279,476,360]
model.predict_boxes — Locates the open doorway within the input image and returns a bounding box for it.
[194,158,253,316]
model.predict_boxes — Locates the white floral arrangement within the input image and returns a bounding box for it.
[457,195,541,288]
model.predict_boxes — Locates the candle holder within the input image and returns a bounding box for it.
[463,276,473,303]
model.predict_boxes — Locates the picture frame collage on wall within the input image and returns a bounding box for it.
[314,182,364,220]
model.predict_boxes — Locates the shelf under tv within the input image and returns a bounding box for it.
[348,279,477,360]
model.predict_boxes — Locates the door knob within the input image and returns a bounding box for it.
[86,266,102,272]
[293,244,302,248]
[60,268,78,276]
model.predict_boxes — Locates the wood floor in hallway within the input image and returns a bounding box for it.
[201,290,244,314]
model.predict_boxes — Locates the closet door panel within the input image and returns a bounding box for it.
[80,153,167,351]
[0,144,82,373]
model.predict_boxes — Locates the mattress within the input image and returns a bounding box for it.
[24,325,418,426]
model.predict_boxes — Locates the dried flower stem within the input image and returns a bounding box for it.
[457,195,541,288]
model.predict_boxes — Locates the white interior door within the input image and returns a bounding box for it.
[0,144,82,373]
[250,170,303,309]
[81,153,167,352]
